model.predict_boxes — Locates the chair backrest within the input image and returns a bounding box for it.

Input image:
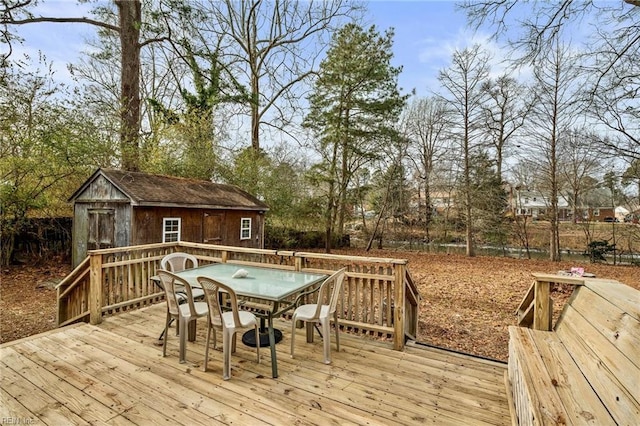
[197,277,243,329]
[161,252,198,272]
[157,269,200,316]
[311,268,346,319]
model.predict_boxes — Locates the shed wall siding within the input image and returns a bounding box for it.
[131,207,265,248]
[224,210,264,247]
[133,207,202,244]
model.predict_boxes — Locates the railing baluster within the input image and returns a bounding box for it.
[58,242,419,350]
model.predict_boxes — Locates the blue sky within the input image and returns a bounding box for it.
[367,1,474,94]
[10,0,496,97]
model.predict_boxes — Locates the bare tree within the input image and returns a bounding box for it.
[587,45,639,160]
[1,0,169,171]
[557,129,606,224]
[481,74,530,181]
[461,0,640,160]
[526,41,583,261]
[437,44,491,257]
[366,145,408,251]
[403,96,451,241]
[190,0,361,153]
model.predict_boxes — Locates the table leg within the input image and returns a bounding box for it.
[306,322,314,343]
[188,321,197,342]
[268,315,278,378]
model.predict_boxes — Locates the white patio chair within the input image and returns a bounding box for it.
[160,253,204,300]
[160,252,199,272]
[198,276,260,380]
[156,252,205,341]
[290,268,346,364]
[157,269,208,363]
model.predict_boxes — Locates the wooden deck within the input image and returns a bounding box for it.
[1,303,511,425]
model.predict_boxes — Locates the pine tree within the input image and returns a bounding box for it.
[304,24,408,252]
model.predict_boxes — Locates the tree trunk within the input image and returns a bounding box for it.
[424,179,432,242]
[337,108,350,234]
[325,122,341,253]
[549,61,560,261]
[116,0,141,171]
[251,74,260,151]
[249,16,260,152]
[464,111,475,257]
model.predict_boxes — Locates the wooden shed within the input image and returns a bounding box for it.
[69,168,269,266]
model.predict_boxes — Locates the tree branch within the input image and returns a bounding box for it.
[2,16,120,33]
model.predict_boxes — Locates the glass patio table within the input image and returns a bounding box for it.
[174,262,327,378]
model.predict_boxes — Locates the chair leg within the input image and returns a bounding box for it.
[203,322,212,372]
[158,317,174,341]
[162,311,170,357]
[322,318,331,364]
[334,311,340,352]
[222,330,231,380]
[290,314,297,358]
[179,316,187,364]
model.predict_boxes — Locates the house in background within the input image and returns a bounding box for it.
[615,206,630,222]
[580,206,615,222]
[510,189,570,221]
[69,168,269,267]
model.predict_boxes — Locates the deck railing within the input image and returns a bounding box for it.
[515,273,586,330]
[56,242,420,350]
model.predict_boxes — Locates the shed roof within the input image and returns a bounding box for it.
[70,168,269,211]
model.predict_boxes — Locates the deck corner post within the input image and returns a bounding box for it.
[56,283,63,327]
[393,263,406,350]
[89,252,103,325]
[533,279,551,331]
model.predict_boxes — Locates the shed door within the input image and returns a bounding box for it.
[203,212,223,243]
[88,209,115,250]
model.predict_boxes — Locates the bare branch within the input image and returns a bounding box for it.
[2,16,120,32]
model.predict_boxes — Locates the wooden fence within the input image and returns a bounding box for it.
[56,242,420,350]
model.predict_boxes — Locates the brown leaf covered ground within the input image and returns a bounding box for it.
[2,251,638,362]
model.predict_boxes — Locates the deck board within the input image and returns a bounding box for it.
[1,303,510,425]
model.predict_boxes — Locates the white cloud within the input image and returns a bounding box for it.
[416,27,535,91]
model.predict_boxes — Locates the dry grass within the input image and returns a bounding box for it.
[334,248,640,361]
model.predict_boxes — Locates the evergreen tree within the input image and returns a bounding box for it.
[303,23,408,252]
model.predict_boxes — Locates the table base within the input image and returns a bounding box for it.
[242,328,283,347]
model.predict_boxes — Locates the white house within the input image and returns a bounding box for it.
[615,206,630,222]
[510,189,570,220]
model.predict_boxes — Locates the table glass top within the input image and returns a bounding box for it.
[174,263,327,301]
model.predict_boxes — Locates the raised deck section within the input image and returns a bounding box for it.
[1,303,510,425]
[509,276,640,425]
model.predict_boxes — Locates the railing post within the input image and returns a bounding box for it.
[393,263,406,350]
[533,278,551,331]
[89,252,103,325]
[56,284,63,326]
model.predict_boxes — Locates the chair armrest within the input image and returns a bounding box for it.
[293,286,321,307]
